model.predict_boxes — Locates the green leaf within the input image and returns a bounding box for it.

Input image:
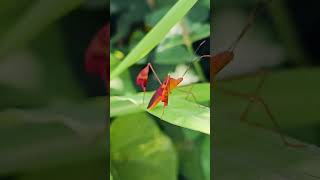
[110,94,143,116]
[110,0,199,79]
[162,125,207,180]
[128,30,146,51]
[110,53,121,72]
[110,112,177,180]
[111,83,210,134]
[145,7,170,27]
[158,23,210,52]
[199,0,210,8]
[146,97,209,134]
[187,0,209,22]
[154,45,195,64]
[110,0,149,44]
[201,136,210,180]
[214,68,320,179]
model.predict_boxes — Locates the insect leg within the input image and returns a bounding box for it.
[175,86,204,108]
[148,63,162,85]
[142,92,146,107]
[239,71,267,121]
[185,84,194,100]
[218,86,305,148]
[160,105,165,119]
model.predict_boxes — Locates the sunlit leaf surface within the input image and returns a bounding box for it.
[111,83,210,134]
[111,113,177,180]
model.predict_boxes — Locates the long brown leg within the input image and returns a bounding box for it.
[147,63,162,85]
[217,74,305,148]
[239,71,267,122]
[237,71,278,131]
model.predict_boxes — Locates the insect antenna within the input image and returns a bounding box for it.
[228,0,273,52]
[182,40,211,78]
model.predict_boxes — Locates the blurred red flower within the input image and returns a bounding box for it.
[85,23,109,91]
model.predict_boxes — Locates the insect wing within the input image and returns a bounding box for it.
[161,77,171,106]
[136,65,150,92]
[168,77,182,91]
[147,86,163,109]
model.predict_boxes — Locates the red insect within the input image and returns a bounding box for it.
[136,62,162,104]
[136,42,210,118]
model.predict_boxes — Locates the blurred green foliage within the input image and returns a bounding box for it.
[0,0,107,179]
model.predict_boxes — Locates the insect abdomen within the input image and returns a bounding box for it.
[211,51,234,75]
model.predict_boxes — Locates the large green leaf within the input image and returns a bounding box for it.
[154,45,196,65]
[162,125,208,180]
[111,83,210,134]
[110,113,177,180]
[110,0,199,79]
[214,68,320,179]
[157,23,210,52]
